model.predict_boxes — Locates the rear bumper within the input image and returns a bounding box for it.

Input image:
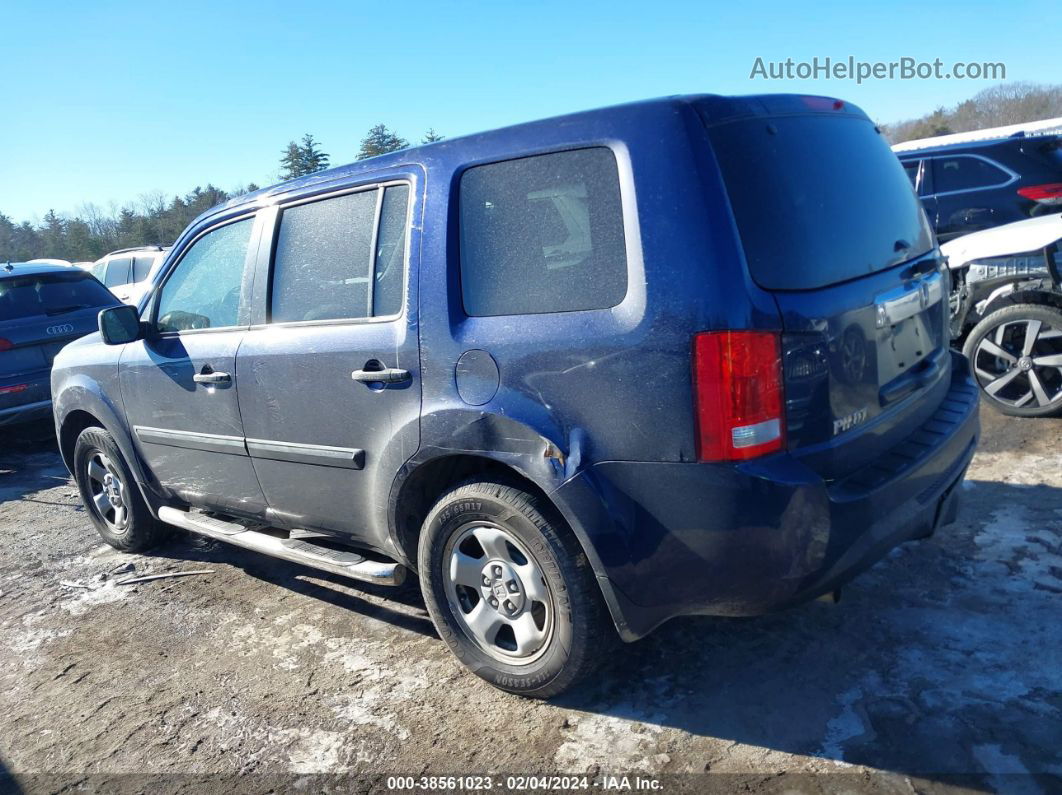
[0,370,52,427]
[0,398,53,427]
[558,351,979,640]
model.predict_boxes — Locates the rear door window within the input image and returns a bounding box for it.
[704,113,933,291]
[459,147,628,316]
[270,185,410,323]
[931,156,1011,193]
[104,257,132,287]
[132,255,157,282]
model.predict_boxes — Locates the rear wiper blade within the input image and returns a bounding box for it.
[44,304,91,316]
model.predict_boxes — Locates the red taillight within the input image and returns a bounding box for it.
[0,338,13,352]
[0,384,28,395]
[1017,183,1062,204]
[692,331,785,462]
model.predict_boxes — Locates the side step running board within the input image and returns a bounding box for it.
[157,506,406,586]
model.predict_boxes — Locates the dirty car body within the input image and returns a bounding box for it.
[51,94,979,692]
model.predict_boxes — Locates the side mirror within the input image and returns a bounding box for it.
[98,305,143,345]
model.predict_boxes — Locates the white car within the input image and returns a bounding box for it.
[26,258,74,268]
[91,246,169,305]
[942,213,1062,417]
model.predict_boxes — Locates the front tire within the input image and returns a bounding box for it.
[73,426,167,552]
[418,478,614,698]
[963,303,1062,417]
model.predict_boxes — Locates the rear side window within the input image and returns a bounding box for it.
[373,185,410,317]
[132,255,157,282]
[459,148,628,316]
[104,257,132,287]
[0,271,115,321]
[932,156,1011,193]
[270,185,409,323]
[705,114,933,291]
[902,160,920,189]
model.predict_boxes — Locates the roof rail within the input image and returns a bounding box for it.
[892,117,1062,152]
[104,245,164,256]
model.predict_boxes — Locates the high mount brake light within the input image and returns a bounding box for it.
[692,331,785,462]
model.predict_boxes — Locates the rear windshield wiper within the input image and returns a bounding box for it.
[44,304,92,316]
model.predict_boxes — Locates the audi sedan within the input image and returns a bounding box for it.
[1,263,119,426]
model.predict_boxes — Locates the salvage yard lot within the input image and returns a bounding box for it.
[0,409,1059,792]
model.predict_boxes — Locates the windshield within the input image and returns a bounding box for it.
[703,112,934,290]
[0,271,116,322]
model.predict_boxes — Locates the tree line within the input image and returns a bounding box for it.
[883,82,1062,143]
[278,124,443,179]
[1,122,441,264]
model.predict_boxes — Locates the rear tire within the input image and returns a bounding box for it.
[73,426,168,552]
[963,303,1062,418]
[418,478,615,698]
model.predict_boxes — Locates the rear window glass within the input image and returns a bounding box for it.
[0,271,116,321]
[704,114,933,291]
[932,156,1011,193]
[459,148,628,316]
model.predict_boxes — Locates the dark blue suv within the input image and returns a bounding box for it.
[1,263,118,426]
[897,133,1062,240]
[51,94,979,697]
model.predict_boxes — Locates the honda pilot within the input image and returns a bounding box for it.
[51,94,980,697]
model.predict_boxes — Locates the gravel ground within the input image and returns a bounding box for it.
[0,408,1059,793]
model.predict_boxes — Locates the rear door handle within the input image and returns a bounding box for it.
[193,371,231,384]
[351,367,411,384]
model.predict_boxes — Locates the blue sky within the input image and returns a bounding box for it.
[2,0,1055,221]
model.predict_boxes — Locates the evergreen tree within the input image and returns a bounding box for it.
[279,135,329,179]
[300,134,329,173]
[39,210,67,259]
[280,140,305,180]
[422,128,444,143]
[358,124,408,159]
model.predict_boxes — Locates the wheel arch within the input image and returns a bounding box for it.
[388,450,637,641]
[54,378,161,517]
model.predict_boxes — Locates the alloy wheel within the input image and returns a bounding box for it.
[972,318,1062,409]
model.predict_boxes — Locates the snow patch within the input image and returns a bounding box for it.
[554,702,666,773]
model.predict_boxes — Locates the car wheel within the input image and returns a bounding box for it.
[418,478,614,698]
[73,426,168,552]
[963,303,1062,417]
